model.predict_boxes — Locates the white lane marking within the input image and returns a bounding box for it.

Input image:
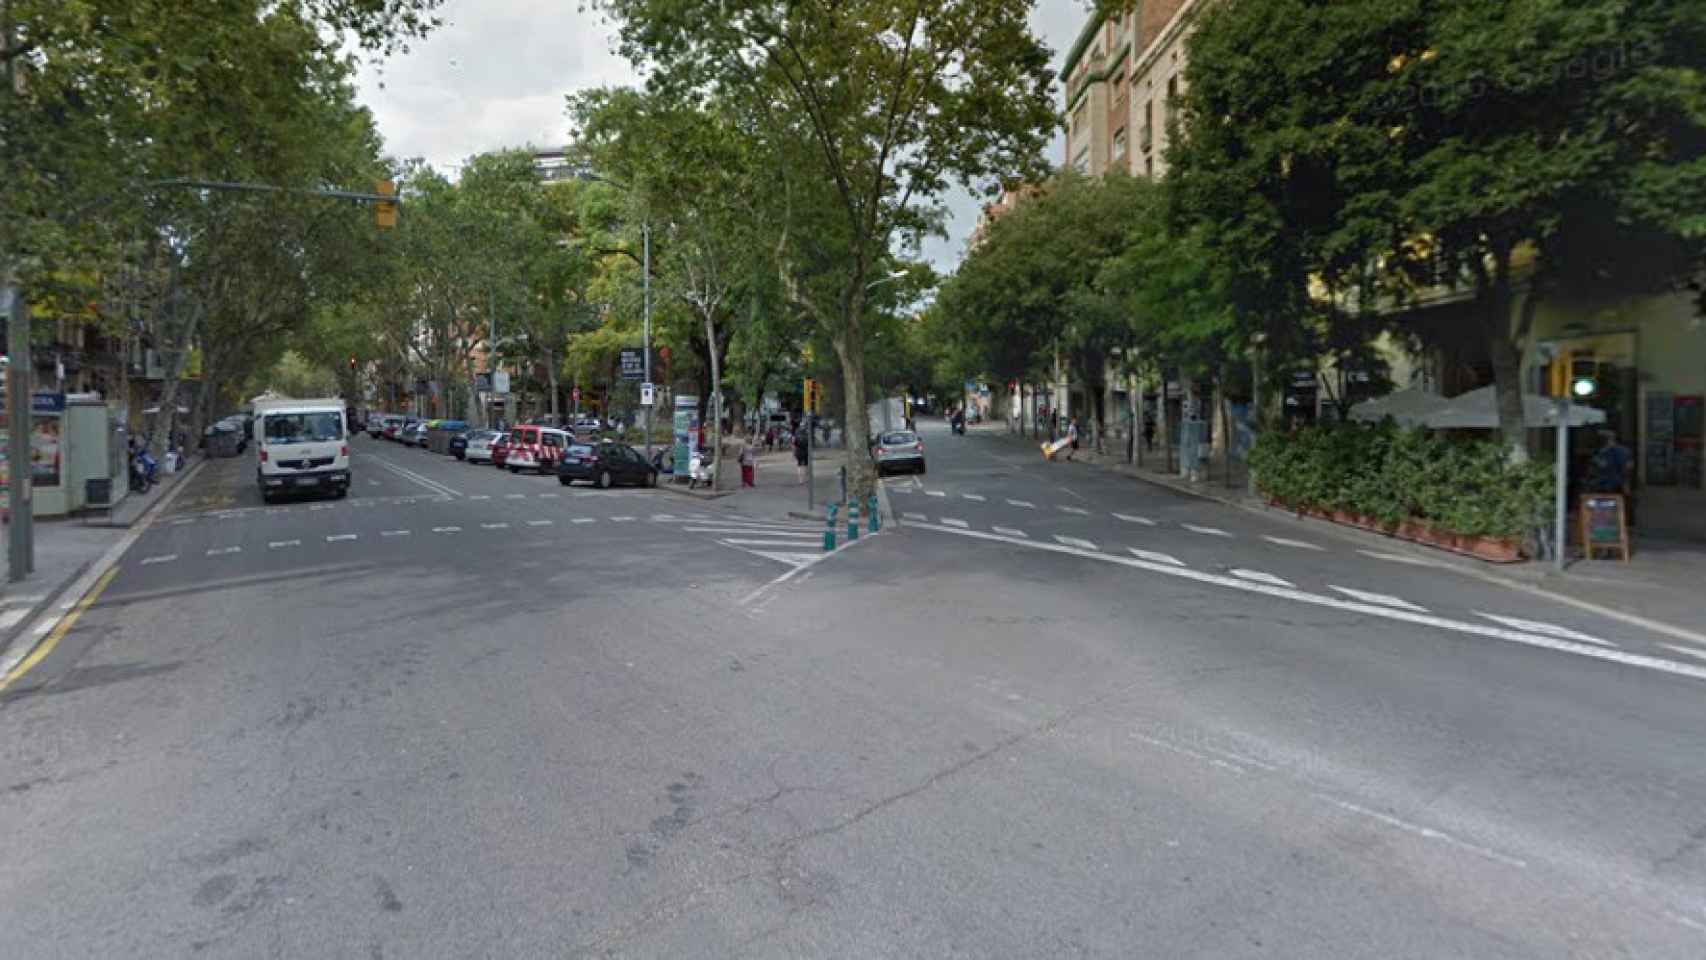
[720,538,827,547]
[538,493,560,499]
[925,490,947,498]
[1318,796,1527,869]
[481,522,511,530]
[915,523,1706,683]
[1183,524,1232,537]
[1130,731,1250,775]
[468,495,491,501]
[269,540,302,549]
[1330,586,1428,612]
[961,493,986,501]
[505,493,526,500]
[1130,548,1185,566]
[1263,535,1324,550]
[1475,613,1615,647]
[171,518,195,526]
[432,526,462,533]
[140,554,178,565]
[309,504,333,511]
[326,534,357,542]
[749,550,825,567]
[680,525,816,535]
[940,518,969,528]
[381,529,411,537]
[1058,506,1090,515]
[1007,499,1035,508]
[1358,549,1441,567]
[1661,644,1706,664]
[206,546,241,556]
[367,480,381,486]
[1113,513,1156,525]
[992,526,1029,538]
[902,512,929,522]
[0,608,31,630]
[650,514,678,521]
[1055,535,1097,550]
[1232,569,1293,588]
[569,518,593,525]
[365,453,461,498]
[532,519,559,526]
[610,516,636,523]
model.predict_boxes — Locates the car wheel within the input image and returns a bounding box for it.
[648,472,658,488]
[598,470,612,490]
[509,466,520,474]
[559,477,572,486]
[334,486,348,499]
[917,463,926,475]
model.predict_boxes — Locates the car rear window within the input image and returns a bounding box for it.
[567,444,594,457]
[881,432,917,445]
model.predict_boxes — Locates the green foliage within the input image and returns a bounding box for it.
[1250,422,1553,540]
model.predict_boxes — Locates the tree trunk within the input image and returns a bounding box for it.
[833,331,873,499]
[704,313,726,490]
[547,361,560,420]
[1485,249,1528,463]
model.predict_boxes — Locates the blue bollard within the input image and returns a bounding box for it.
[867,493,880,532]
[824,503,838,552]
[846,500,860,541]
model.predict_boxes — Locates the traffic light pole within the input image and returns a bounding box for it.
[7,285,33,581]
[1555,397,1568,572]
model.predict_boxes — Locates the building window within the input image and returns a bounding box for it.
[1141,99,1153,152]
[1166,76,1179,104]
[1112,127,1128,161]
[1073,146,1091,174]
[1144,156,1154,179]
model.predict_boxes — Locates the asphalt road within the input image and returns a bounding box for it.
[1,427,1703,957]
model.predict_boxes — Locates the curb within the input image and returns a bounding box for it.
[82,455,208,528]
[656,482,732,501]
[0,557,95,665]
[0,457,207,682]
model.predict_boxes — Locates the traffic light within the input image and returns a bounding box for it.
[803,378,817,414]
[348,354,358,371]
[1548,350,1597,400]
[374,179,397,230]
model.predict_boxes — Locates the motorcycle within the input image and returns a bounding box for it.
[129,449,158,493]
[687,450,715,489]
[951,416,966,436]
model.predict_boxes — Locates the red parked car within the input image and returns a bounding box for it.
[490,432,512,469]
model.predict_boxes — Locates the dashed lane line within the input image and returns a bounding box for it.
[1113,513,1156,526]
[1054,535,1097,550]
[1660,644,1706,664]
[610,516,636,523]
[505,493,526,500]
[269,540,300,549]
[903,512,929,522]
[961,493,986,501]
[992,526,1028,538]
[1007,499,1035,509]
[1058,506,1090,516]
[432,526,462,533]
[1183,523,1232,538]
[720,538,824,547]
[940,518,969,528]
[206,546,241,556]
[925,490,947,498]
[381,530,411,537]
[468,495,491,500]
[1129,548,1185,567]
[539,493,560,498]
[141,554,178,565]
[569,518,593,524]
[1330,586,1427,612]
[1475,613,1615,648]
[1263,535,1324,551]
[1232,569,1294,588]
[326,534,358,542]
[481,522,511,530]
[1358,549,1442,567]
[531,519,559,526]
[911,522,1706,684]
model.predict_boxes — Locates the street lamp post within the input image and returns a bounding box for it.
[643,222,652,463]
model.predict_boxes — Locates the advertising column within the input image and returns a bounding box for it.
[672,394,699,481]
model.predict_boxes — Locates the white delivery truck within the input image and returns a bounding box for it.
[253,396,351,502]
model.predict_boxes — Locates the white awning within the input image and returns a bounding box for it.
[1423,386,1607,429]
[1348,387,1450,427]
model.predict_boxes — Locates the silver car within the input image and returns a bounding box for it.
[463,429,503,464]
[874,430,925,476]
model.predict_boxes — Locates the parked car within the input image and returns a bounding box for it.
[505,424,570,473]
[404,420,429,446]
[382,415,406,440]
[558,441,659,488]
[367,413,387,438]
[449,430,472,460]
[462,430,502,464]
[572,414,602,434]
[873,430,925,476]
[491,432,513,469]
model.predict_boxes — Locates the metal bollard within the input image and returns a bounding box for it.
[824,503,838,552]
[867,493,879,532]
[846,500,860,541]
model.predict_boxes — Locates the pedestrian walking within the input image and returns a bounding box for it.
[739,435,756,487]
[793,427,810,484]
[1142,413,1157,452]
[1066,417,1080,460]
[821,419,832,447]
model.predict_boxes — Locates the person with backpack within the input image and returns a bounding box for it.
[793,426,810,484]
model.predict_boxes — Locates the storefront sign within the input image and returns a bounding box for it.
[619,349,646,382]
[1580,494,1629,562]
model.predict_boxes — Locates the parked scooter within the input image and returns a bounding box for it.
[129,448,158,493]
[687,450,715,489]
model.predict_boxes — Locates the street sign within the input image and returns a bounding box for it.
[476,372,492,393]
[619,349,645,381]
[493,371,510,393]
[640,382,655,406]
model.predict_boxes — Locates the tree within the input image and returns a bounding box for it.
[594,0,1059,496]
[1171,0,1706,461]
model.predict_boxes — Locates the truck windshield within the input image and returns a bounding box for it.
[263,412,343,444]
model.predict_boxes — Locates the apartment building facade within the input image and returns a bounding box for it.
[1061,0,1200,182]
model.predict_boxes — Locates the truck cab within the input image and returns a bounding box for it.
[254,398,351,502]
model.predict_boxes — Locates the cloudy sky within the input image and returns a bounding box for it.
[353,0,1088,273]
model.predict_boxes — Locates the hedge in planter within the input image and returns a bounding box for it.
[1249,420,1553,541]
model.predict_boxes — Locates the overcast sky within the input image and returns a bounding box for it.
[353,0,1087,273]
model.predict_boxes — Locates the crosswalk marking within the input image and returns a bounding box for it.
[467,495,490,500]
[1058,506,1090,515]
[1231,569,1293,588]
[481,522,510,530]
[1329,586,1427,612]
[1475,613,1614,647]
[569,518,594,524]
[720,538,823,547]
[610,516,636,522]
[750,550,824,567]
[940,518,969,528]
[1054,535,1097,550]
[1358,549,1436,566]
[505,493,526,499]
[1007,499,1035,508]
[141,554,178,564]
[326,534,358,542]
[961,493,986,501]
[992,526,1028,538]
[538,493,560,498]
[381,529,410,537]
[1661,644,1706,664]
[432,526,461,533]
[1112,513,1156,525]
[533,519,560,526]
[1183,523,1231,537]
[206,546,241,556]
[171,518,195,526]
[1263,535,1324,551]
[925,490,947,498]
[1128,548,1184,567]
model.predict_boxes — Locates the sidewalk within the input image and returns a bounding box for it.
[0,455,204,664]
[658,444,892,526]
[987,424,1706,643]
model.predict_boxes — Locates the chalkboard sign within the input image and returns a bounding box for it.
[1580,494,1630,563]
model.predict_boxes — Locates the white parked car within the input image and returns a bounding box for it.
[573,415,602,434]
[463,429,503,464]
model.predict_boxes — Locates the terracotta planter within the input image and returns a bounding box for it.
[1281,499,1524,563]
